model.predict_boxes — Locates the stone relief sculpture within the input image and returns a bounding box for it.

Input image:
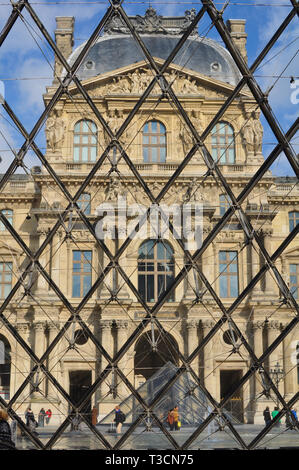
[104,7,198,36]
[106,68,204,97]
[105,174,124,202]
[179,111,203,156]
[183,177,205,203]
[241,112,255,153]
[46,109,66,152]
[252,111,263,153]
[241,111,263,154]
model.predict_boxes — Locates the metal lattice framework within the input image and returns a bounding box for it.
[0,0,298,451]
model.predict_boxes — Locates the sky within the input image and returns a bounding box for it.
[0,0,298,177]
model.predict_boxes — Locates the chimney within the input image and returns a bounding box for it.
[54,17,74,82]
[226,19,248,64]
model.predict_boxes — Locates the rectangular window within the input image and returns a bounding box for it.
[219,251,239,298]
[72,251,92,298]
[0,262,12,299]
[290,264,299,299]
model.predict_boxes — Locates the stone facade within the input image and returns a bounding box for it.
[0,10,298,426]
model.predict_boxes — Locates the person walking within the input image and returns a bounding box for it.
[0,409,15,450]
[172,405,180,431]
[114,405,125,435]
[271,406,281,427]
[45,409,52,425]
[25,407,38,435]
[166,409,174,431]
[38,408,46,427]
[263,407,271,426]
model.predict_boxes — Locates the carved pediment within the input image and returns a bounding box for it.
[66,60,251,100]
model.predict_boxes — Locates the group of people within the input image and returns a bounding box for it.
[263,406,298,427]
[166,406,181,431]
[25,407,52,432]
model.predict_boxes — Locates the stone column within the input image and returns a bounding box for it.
[267,321,284,397]
[33,322,46,396]
[116,320,129,398]
[100,320,113,398]
[187,319,199,377]
[14,323,30,399]
[263,229,274,295]
[282,324,296,400]
[47,323,60,398]
[251,243,261,293]
[252,321,264,397]
[202,320,215,396]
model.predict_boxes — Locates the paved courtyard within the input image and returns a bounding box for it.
[14,423,299,451]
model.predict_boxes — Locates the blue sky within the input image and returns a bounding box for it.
[0,0,297,176]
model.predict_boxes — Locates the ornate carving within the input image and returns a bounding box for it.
[179,110,203,156]
[183,178,205,203]
[186,319,198,329]
[104,7,198,36]
[116,320,129,329]
[104,174,124,202]
[242,111,263,155]
[252,111,263,153]
[241,112,255,153]
[46,109,66,152]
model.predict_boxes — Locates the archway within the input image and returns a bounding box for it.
[134,329,179,380]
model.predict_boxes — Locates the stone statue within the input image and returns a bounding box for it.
[241,112,255,153]
[252,111,263,153]
[105,174,123,201]
[183,177,204,203]
[46,109,66,152]
[179,110,203,155]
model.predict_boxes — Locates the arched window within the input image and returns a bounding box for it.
[289,211,299,232]
[211,121,235,164]
[142,120,166,163]
[0,209,13,231]
[73,119,97,162]
[138,240,174,303]
[0,335,11,400]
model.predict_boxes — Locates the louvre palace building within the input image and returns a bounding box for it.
[0,8,298,430]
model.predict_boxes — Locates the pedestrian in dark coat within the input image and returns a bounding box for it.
[38,408,46,427]
[25,407,38,434]
[0,409,15,450]
[263,406,271,426]
[114,405,125,434]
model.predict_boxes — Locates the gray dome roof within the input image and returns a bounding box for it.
[68,34,241,86]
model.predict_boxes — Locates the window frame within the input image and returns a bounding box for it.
[289,211,299,232]
[290,263,299,299]
[0,261,13,299]
[219,250,239,298]
[211,121,236,165]
[72,250,92,298]
[73,119,97,163]
[0,209,13,231]
[142,120,167,163]
[138,240,175,303]
[77,193,91,215]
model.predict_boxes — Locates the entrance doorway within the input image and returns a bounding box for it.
[134,330,179,380]
[69,370,92,423]
[220,369,243,423]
